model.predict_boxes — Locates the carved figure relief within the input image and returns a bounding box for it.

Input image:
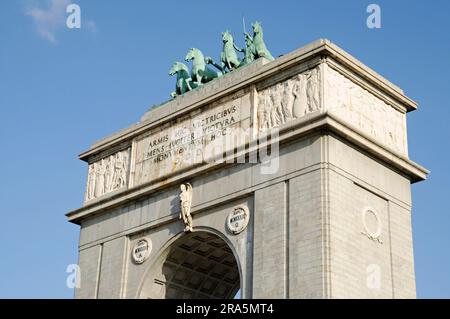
[87,165,95,200]
[292,73,308,118]
[257,65,322,131]
[85,149,130,202]
[306,67,321,112]
[94,161,105,198]
[325,66,407,155]
[112,152,127,190]
[179,183,193,232]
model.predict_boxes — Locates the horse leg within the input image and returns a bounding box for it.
[186,79,193,91]
[177,79,184,94]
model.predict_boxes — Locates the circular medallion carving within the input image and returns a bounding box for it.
[227,205,250,235]
[361,208,383,243]
[132,238,152,264]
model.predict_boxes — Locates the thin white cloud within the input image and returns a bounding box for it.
[25,0,71,43]
[25,0,97,43]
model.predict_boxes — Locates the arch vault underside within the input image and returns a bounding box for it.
[141,231,240,299]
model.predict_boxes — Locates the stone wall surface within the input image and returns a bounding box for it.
[69,39,426,299]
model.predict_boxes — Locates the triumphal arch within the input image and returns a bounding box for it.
[67,33,427,298]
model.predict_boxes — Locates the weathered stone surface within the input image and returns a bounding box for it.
[133,90,251,187]
[68,39,427,299]
[256,65,322,132]
[325,65,407,156]
[75,245,101,298]
[85,148,130,202]
[253,182,287,298]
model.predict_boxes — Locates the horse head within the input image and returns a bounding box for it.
[252,21,263,35]
[169,62,188,76]
[222,30,233,43]
[185,48,199,62]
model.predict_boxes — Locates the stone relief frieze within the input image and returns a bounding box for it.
[325,66,407,155]
[257,65,322,132]
[85,148,130,202]
[133,93,249,187]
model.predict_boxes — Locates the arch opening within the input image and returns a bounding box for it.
[140,231,241,299]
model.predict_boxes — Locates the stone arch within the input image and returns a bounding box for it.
[137,228,241,299]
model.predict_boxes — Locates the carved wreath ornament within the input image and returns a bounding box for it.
[361,208,383,244]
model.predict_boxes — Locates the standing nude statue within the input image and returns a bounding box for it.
[179,183,193,232]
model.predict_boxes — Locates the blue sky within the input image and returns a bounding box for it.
[0,0,449,298]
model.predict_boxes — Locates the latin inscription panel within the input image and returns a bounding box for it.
[133,93,251,186]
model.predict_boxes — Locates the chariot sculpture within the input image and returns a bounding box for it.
[169,21,274,98]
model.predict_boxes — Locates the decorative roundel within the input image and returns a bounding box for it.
[227,205,250,235]
[132,238,152,264]
[361,208,383,243]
